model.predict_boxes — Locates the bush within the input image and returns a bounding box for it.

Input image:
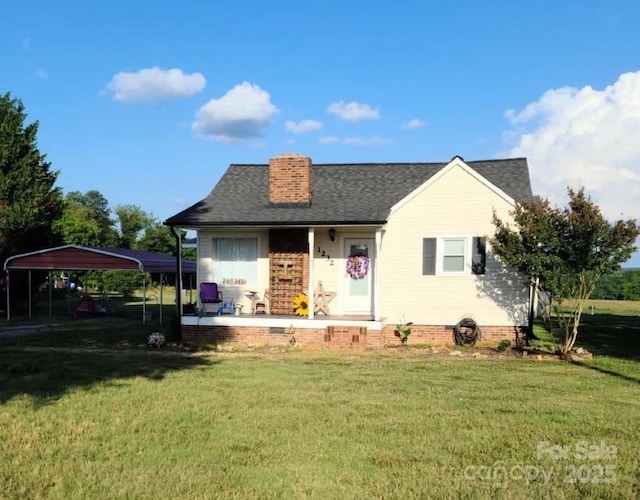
[496,339,512,351]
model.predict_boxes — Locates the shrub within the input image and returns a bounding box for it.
[496,339,512,351]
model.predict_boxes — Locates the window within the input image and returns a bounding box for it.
[212,237,258,284]
[443,238,465,272]
[423,236,486,276]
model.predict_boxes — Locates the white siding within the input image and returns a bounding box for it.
[380,163,528,327]
[313,231,342,312]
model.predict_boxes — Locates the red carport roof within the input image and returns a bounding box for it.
[4,245,196,273]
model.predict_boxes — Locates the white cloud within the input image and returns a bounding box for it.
[192,82,279,141]
[327,100,380,121]
[285,119,322,133]
[106,67,206,102]
[319,135,392,146]
[504,71,640,220]
[403,118,426,130]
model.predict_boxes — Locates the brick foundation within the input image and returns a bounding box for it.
[381,324,527,347]
[182,323,527,349]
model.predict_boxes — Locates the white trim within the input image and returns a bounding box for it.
[436,235,472,275]
[183,315,382,330]
[374,228,382,321]
[308,227,315,319]
[390,158,516,215]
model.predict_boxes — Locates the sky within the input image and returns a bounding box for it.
[2,0,640,266]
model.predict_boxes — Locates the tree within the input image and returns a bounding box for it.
[491,188,638,354]
[621,270,640,300]
[0,93,63,263]
[115,204,152,249]
[136,221,176,255]
[58,190,118,246]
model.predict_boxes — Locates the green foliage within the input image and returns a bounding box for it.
[101,270,148,297]
[57,190,117,246]
[115,204,152,249]
[136,221,176,255]
[592,269,640,300]
[496,339,512,351]
[492,188,639,354]
[182,246,196,260]
[395,320,413,345]
[0,92,63,263]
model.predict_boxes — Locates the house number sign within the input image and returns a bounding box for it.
[317,246,334,266]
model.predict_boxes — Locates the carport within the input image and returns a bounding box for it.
[4,245,196,325]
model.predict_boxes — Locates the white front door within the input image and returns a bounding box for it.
[343,238,374,315]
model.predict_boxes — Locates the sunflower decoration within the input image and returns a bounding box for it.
[293,293,309,316]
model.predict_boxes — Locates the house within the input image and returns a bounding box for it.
[164,153,533,348]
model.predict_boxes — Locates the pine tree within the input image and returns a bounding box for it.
[0,92,63,263]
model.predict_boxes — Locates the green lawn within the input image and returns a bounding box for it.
[0,326,640,499]
[533,299,640,360]
[0,301,639,498]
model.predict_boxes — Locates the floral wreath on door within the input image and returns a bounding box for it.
[346,254,370,279]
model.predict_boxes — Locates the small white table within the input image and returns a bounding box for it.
[246,290,258,314]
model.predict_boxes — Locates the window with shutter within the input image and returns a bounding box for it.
[422,236,487,276]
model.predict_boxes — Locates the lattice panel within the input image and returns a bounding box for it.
[268,229,309,315]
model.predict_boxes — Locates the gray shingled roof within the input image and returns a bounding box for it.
[164,158,532,227]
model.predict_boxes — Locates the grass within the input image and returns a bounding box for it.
[0,342,638,496]
[0,300,638,498]
[8,286,181,332]
[533,299,640,360]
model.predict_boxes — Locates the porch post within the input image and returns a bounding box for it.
[308,227,314,319]
[374,228,382,321]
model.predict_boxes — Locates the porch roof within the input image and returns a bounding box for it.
[165,158,532,227]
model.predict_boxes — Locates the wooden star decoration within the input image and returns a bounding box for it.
[314,280,336,315]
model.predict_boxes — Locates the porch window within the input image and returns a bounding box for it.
[212,237,257,284]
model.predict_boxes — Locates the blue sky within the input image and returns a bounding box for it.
[2,0,640,265]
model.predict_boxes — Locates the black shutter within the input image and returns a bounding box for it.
[472,236,486,274]
[423,238,436,275]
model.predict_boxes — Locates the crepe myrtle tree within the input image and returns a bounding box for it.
[491,188,638,354]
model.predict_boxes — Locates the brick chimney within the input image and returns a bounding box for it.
[268,153,312,207]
